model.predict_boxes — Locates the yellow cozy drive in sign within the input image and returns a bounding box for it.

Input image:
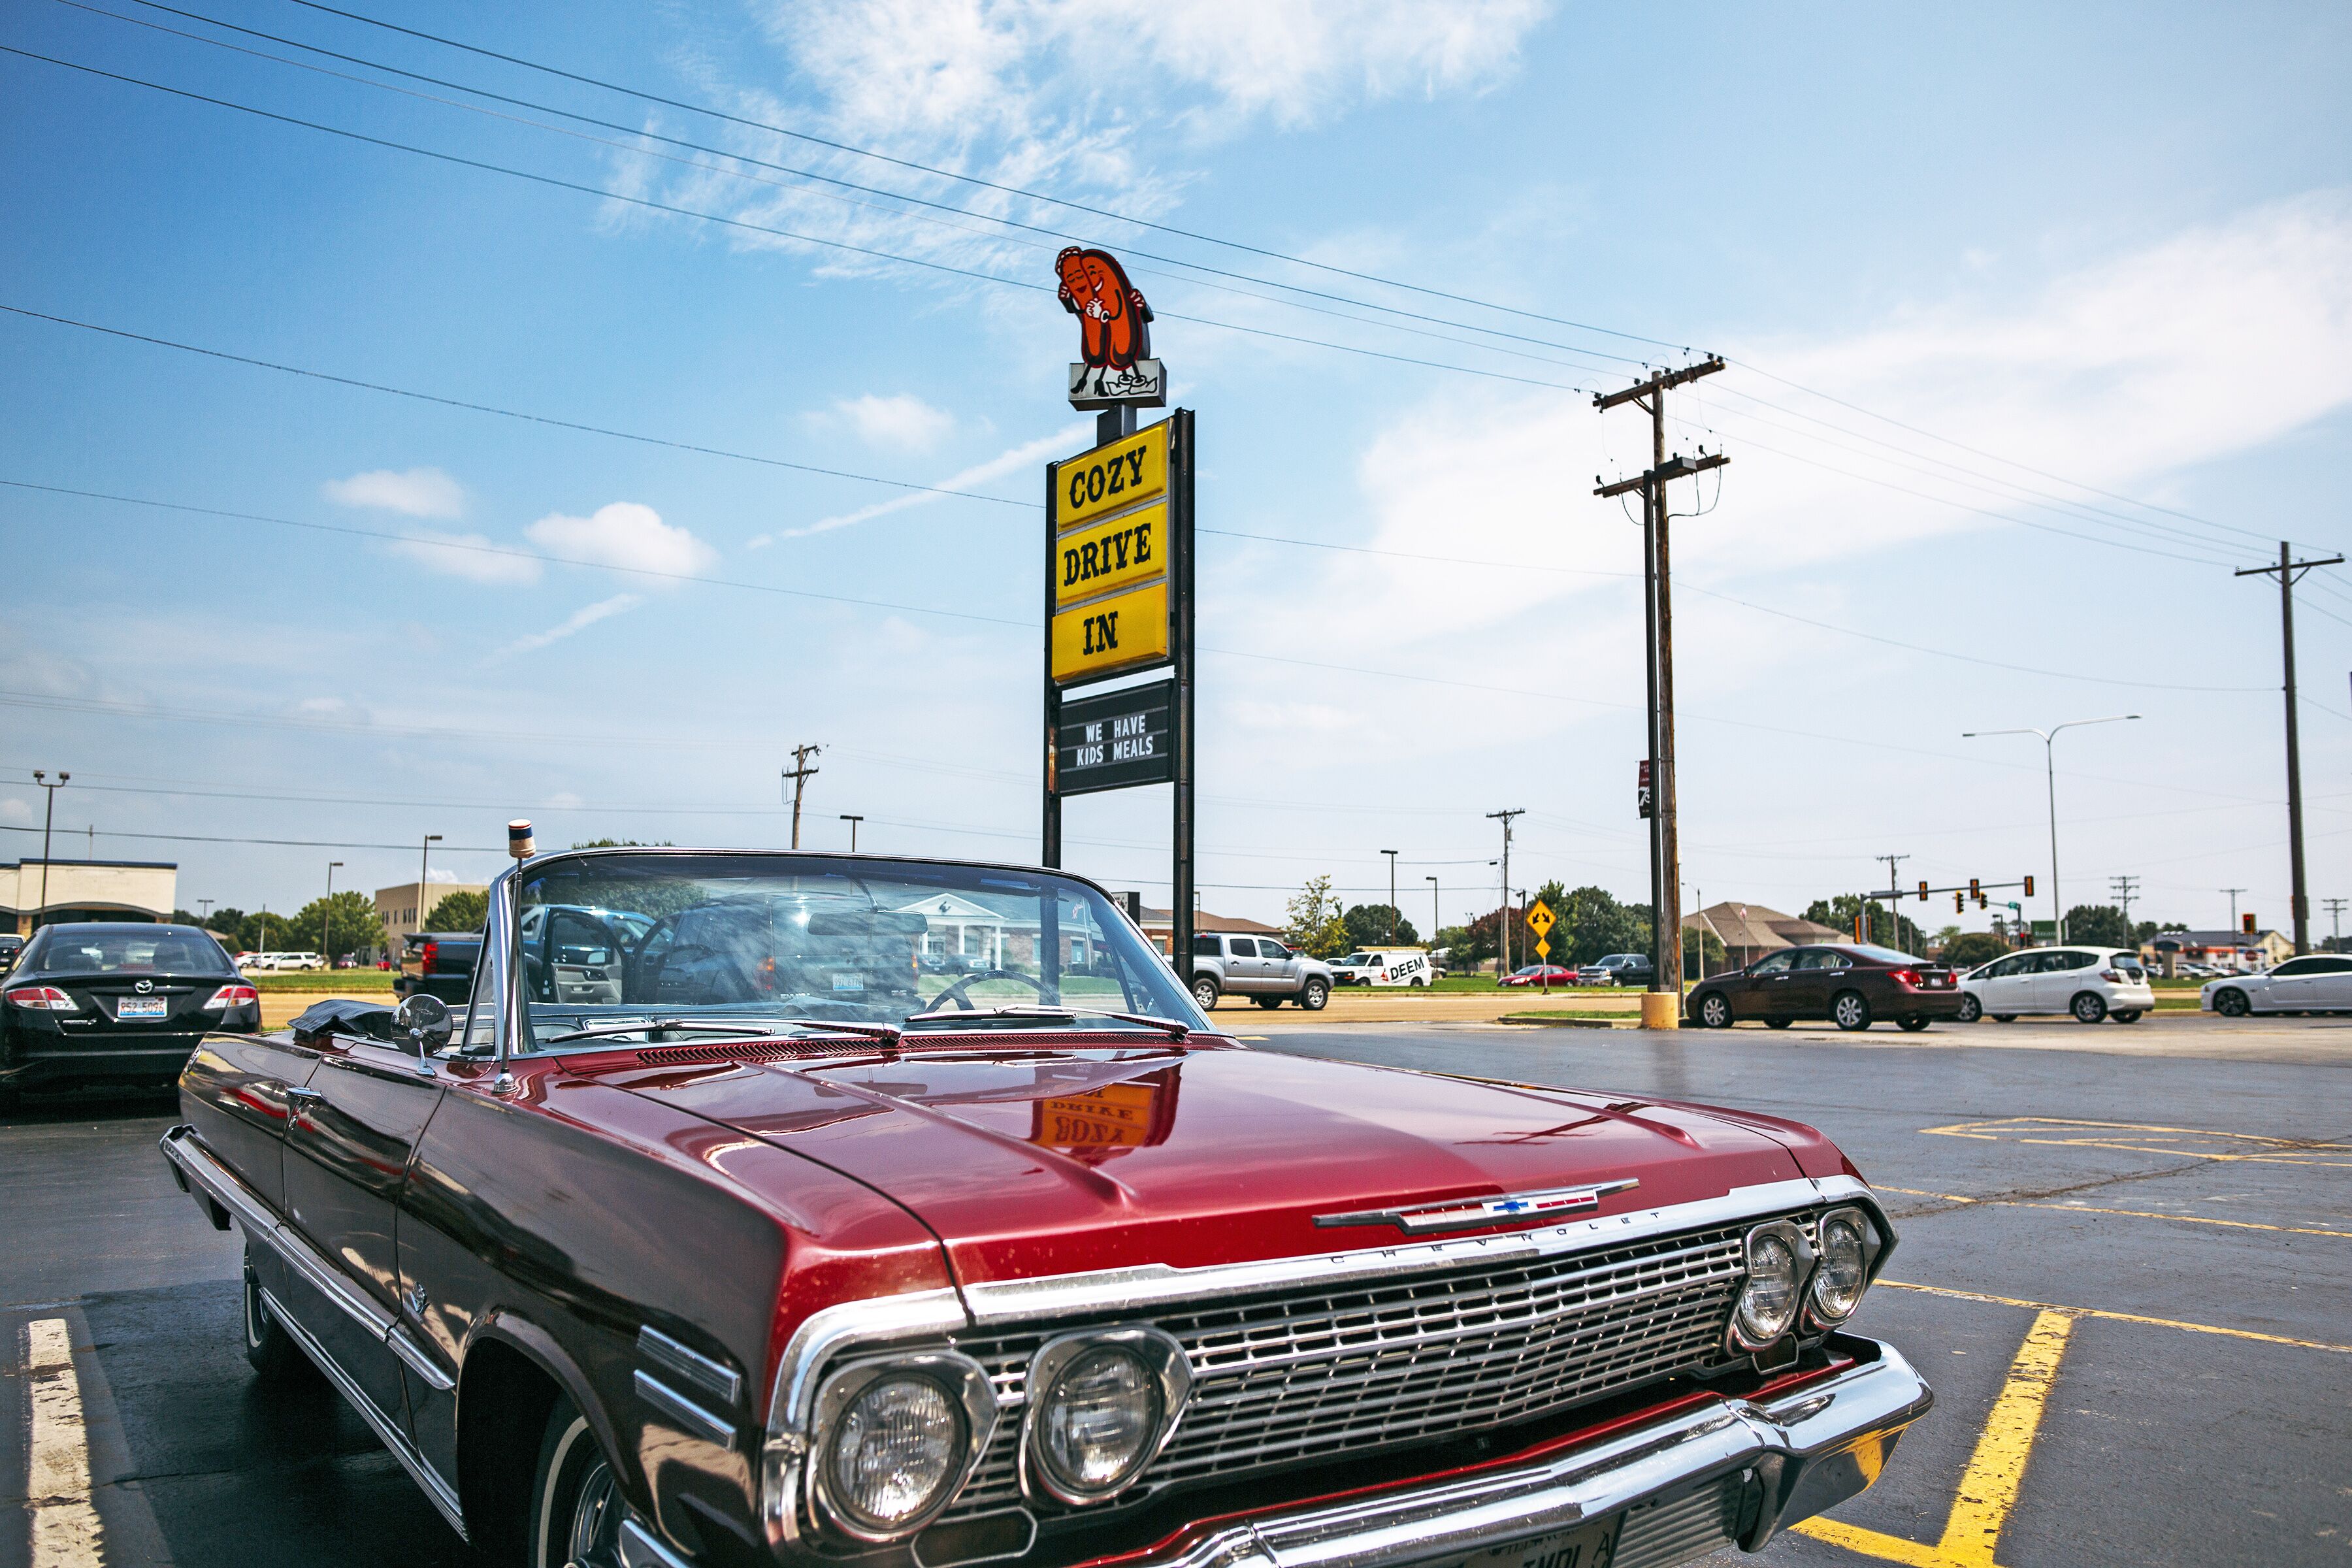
[1051,580,1168,685]
[1054,422,1166,531]
[1054,501,1166,611]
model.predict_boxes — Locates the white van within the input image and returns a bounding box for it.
[1329,949,1436,988]
[246,951,325,972]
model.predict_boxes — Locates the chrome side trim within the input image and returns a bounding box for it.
[639,1324,742,1407]
[1064,1339,1931,1568]
[635,1369,737,1450]
[260,1286,469,1541]
[161,1128,457,1392]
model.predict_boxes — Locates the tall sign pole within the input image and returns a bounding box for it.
[1044,248,1190,967]
[1597,358,1727,1028]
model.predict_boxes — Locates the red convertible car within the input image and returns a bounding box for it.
[162,847,1929,1568]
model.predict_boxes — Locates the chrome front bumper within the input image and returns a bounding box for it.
[1077,1337,1931,1568]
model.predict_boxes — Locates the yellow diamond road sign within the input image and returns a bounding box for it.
[1535,938,1550,960]
[1526,900,1555,935]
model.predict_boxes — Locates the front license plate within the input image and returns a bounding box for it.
[116,997,169,1019]
[1460,1516,1621,1568]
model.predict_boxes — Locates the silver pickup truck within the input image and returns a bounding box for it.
[1188,932,1333,1011]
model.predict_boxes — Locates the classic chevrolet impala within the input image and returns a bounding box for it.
[162,847,1930,1568]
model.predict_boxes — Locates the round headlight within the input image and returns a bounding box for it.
[827,1375,966,1533]
[1733,1222,1813,1348]
[1810,1207,1876,1322]
[1037,1346,1160,1497]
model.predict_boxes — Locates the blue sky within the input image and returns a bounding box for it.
[3,0,2349,938]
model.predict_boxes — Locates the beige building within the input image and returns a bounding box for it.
[3,858,178,933]
[1683,901,1850,975]
[376,879,491,955]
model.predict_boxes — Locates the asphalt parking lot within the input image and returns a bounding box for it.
[3,1012,2345,1567]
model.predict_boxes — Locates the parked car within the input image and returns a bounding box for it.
[1327,949,1435,988]
[0,932,22,974]
[334,956,359,970]
[2204,955,2352,1016]
[161,846,1929,1568]
[1578,953,1656,987]
[246,951,326,972]
[4,923,256,1096]
[396,930,483,1004]
[1956,948,2154,1024]
[1685,943,1963,1031]
[1189,932,1331,1009]
[1497,964,1578,988]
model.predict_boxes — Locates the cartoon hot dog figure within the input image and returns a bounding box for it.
[1056,246,1154,369]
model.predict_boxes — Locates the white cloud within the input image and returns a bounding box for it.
[0,798,33,826]
[825,393,956,451]
[499,594,645,657]
[389,530,545,585]
[524,502,717,581]
[323,466,465,519]
[425,866,459,884]
[785,424,1088,539]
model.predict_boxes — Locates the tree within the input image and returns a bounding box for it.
[291,890,380,960]
[203,907,245,938]
[1804,896,1922,954]
[1431,924,1471,960]
[1932,924,1964,956]
[1682,926,1725,979]
[570,838,672,849]
[1558,885,1648,968]
[425,890,489,932]
[1343,904,1418,948]
[1282,875,1351,960]
[1942,931,2010,969]
[236,910,297,952]
[2063,904,2134,948]
[1454,908,1502,968]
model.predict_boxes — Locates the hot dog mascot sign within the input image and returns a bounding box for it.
[1058,246,1166,408]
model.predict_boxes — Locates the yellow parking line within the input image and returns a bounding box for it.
[1876,1281,2352,1352]
[1919,1117,2352,1168]
[1872,1186,2352,1239]
[1793,1311,2072,1567]
[24,1318,104,1568]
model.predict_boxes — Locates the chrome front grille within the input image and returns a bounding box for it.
[936,1214,1786,1521]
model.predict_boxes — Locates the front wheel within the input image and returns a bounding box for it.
[242,1250,316,1383]
[1191,976,1220,1011]
[530,1395,623,1568]
[2070,992,2108,1024]
[2213,988,2250,1017]
[1409,977,1426,988]
[1831,990,1872,1031]
[1954,993,1983,1024]
[1299,978,1329,1011]
[1695,992,1732,1029]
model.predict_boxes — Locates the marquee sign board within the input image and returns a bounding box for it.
[1054,677,1175,797]
[1051,580,1169,686]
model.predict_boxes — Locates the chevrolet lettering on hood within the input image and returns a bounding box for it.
[157,847,1931,1568]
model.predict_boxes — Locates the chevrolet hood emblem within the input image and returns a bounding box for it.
[1314,1178,1641,1235]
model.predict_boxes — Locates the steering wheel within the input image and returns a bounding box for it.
[925,969,1051,1012]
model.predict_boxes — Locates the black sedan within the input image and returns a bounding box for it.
[1684,942,1963,1030]
[1,923,257,1097]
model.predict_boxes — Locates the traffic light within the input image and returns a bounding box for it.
[1954,890,1965,912]
[1918,880,1929,901]
[2244,912,2257,934]
[1969,877,1981,900]
[1853,913,1867,942]
[2022,875,2034,898]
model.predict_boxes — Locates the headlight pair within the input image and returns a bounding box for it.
[1729,1207,1882,1352]
[806,1328,1192,1543]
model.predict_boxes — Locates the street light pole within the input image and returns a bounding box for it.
[31,770,69,931]
[324,861,343,960]
[1963,715,2139,942]
[1426,875,1439,949]
[840,814,864,852]
[1381,850,1399,941]
[419,833,442,939]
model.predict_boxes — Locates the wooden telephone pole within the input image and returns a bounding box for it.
[1597,358,1727,1026]
[2236,543,2342,953]
[783,743,821,850]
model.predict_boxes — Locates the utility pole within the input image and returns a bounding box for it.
[1486,809,1524,973]
[840,814,864,852]
[2221,888,2246,928]
[419,833,442,937]
[2236,543,2341,954]
[1875,855,1908,946]
[2325,896,2348,953]
[1426,875,1439,949]
[2110,875,2140,930]
[31,770,68,932]
[783,744,823,851]
[1597,358,1727,1028]
[323,861,342,960]
[1382,849,1399,941]
[197,897,212,924]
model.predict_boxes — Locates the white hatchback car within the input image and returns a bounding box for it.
[2203,955,2352,1015]
[1957,947,2156,1024]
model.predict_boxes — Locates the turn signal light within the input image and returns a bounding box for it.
[203,984,259,1010]
[1887,969,1919,987]
[419,939,440,976]
[5,986,78,1011]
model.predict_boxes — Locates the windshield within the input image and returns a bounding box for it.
[1850,943,1925,964]
[31,924,237,976]
[510,853,1201,1045]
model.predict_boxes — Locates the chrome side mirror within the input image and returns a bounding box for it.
[395,993,452,1075]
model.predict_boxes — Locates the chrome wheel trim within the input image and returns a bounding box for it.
[1699,994,1729,1028]
[568,1454,623,1568]
[1833,992,1868,1028]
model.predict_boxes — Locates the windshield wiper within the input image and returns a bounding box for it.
[542,1018,798,1045]
[902,1004,1192,1040]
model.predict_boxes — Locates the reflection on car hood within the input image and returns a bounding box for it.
[588,1042,1829,1283]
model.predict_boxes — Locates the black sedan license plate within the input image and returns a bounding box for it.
[1459,1516,1620,1568]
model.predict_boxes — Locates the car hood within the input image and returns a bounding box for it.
[588,1039,1820,1284]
